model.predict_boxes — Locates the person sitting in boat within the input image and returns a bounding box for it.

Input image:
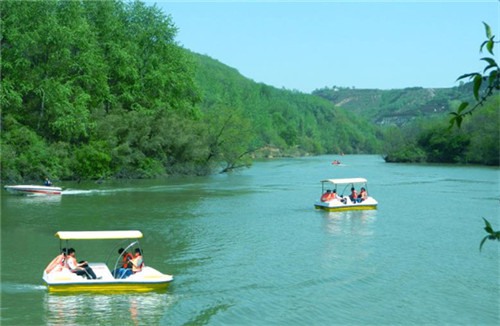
[66,248,98,279]
[117,248,143,279]
[320,190,333,202]
[357,187,368,202]
[321,190,339,202]
[330,189,339,201]
[45,248,67,274]
[44,178,52,186]
[349,187,358,203]
[131,248,144,274]
[112,248,134,277]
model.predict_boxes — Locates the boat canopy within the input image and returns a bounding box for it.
[55,230,143,240]
[320,178,368,185]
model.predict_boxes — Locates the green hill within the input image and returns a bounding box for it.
[312,85,473,126]
[0,0,381,182]
[1,0,496,182]
[189,51,382,157]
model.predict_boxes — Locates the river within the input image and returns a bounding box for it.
[1,155,499,325]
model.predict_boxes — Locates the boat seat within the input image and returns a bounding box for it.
[88,262,114,280]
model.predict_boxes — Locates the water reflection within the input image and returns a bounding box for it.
[320,210,379,282]
[323,210,377,236]
[44,292,174,325]
[3,194,62,206]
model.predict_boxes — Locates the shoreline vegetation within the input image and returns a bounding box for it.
[1,0,498,183]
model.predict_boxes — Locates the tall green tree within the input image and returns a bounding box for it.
[202,106,256,173]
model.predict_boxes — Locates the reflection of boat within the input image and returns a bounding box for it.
[4,185,62,195]
[43,230,173,293]
[314,178,378,212]
[324,210,377,235]
[44,292,171,324]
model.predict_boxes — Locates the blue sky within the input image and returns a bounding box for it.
[148,1,499,93]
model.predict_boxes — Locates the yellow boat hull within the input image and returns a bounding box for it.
[47,281,170,293]
[314,204,377,212]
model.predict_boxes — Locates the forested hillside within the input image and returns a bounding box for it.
[190,52,382,158]
[312,85,498,166]
[1,1,497,183]
[0,0,381,182]
[382,94,499,165]
[313,86,472,125]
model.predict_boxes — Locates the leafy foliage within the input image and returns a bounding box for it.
[479,218,500,252]
[417,126,470,163]
[192,52,383,157]
[450,23,500,252]
[0,0,384,182]
[1,0,204,181]
[381,95,498,165]
[450,22,500,128]
[1,1,497,183]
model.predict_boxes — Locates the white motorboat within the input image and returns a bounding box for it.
[314,177,378,212]
[4,185,62,195]
[43,230,173,293]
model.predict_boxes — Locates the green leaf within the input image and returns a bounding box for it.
[472,74,482,100]
[457,102,469,114]
[454,115,464,128]
[448,113,459,129]
[488,70,498,86]
[483,217,494,234]
[483,64,497,74]
[481,57,497,67]
[486,39,494,55]
[479,235,488,251]
[480,40,488,53]
[483,22,492,39]
[456,72,480,81]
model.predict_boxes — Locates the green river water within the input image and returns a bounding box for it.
[1,155,499,325]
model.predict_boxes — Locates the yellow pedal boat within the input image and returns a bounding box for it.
[314,178,378,212]
[43,230,173,293]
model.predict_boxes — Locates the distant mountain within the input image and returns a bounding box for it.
[190,47,474,128]
[312,85,473,126]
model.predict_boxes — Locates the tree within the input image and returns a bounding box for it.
[202,106,256,173]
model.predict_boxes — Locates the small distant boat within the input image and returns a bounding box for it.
[43,230,173,293]
[4,185,62,195]
[331,160,341,165]
[314,178,378,212]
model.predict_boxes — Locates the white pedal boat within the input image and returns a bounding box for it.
[314,178,378,212]
[43,230,173,293]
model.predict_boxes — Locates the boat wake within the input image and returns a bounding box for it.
[61,189,96,195]
[61,186,182,196]
[1,282,46,294]
[61,188,141,196]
